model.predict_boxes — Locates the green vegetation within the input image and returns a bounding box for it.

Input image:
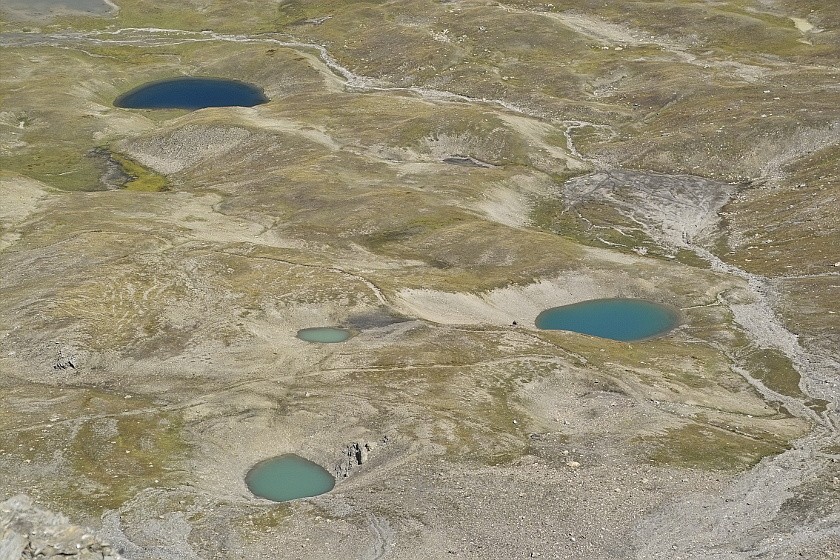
[643,422,789,471]
[111,152,168,192]
[244,506,293,533]
[743,348,804,399]
[0,387,188,518]
[0,143,102,192]
[721,142,840,278]
[531,197,710,268]
[67,412,184,512]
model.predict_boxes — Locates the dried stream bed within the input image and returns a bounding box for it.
[1,2,838,559]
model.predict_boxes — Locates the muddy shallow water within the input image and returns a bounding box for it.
[296,327,352,343]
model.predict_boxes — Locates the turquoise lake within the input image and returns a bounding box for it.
[114,77,268,110]
[535,298,679,341]
[296,327,352,343]
[246,454,335,502]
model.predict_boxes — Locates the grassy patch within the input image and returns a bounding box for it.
[243,506,293,533]
[0,143,103,192]
[720,142,840,277]
[359,332,549,466]
[805,399,830,415]
[66,412,185,512]
[110,152,169,192]
[0,386,189,517]
[531,196,709,268]
[822,444,840,455]
[643,422,788,471]
[743,348,804,399]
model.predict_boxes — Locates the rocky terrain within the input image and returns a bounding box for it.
[1,495,122,559]
[1,1,838,559]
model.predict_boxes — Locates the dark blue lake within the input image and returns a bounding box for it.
[246,454,335,502]
[535,298,679,341]
[114,77,268,110]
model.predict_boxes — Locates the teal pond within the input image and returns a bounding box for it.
[246,454,335,502]
[296,327,352,343]
[535,298,680,341]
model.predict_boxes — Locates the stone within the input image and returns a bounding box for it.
[0,495,124,560]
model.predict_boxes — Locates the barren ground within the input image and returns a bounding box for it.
[1,1,838,559]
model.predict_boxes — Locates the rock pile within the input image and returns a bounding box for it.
[336,441,372,478]
[0,495,123,559]
[336,436,390,478]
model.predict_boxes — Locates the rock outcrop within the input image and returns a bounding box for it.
[335,437,390,478]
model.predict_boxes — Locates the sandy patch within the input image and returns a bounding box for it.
[497,113,586,171]
[498,4,642,46]
[545,12,641,45]
[0,175,51,252]
[468,173,554,229]
[472,185,530,229]
[394,274,608,326]
[229,107,342,151]
[161,191,304,250]
[791,17,814,33]
[0,175,50,225]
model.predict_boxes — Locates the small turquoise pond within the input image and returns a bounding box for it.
[535,298,679,342]
[246,454,335,502]
[114,77,268,110]
[296,327,352,343]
